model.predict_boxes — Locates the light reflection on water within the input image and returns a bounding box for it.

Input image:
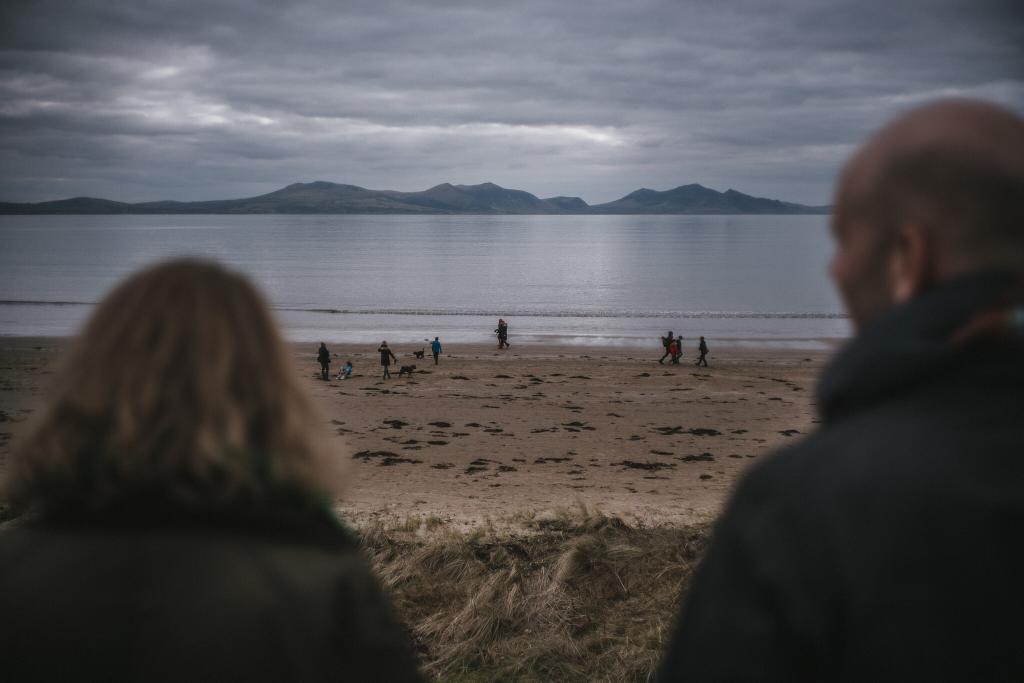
[0,214,847,347]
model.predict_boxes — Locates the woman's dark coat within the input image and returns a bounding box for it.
[0,507,423,682]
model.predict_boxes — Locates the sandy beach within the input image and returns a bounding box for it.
[0,336,833,527]
[0,334,837,680]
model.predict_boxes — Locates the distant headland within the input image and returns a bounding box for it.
[0,181,831,215]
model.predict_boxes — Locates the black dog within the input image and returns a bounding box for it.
[398,364,416,377]
[413,348,425,359]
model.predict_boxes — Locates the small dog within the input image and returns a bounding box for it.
[398,364,417,377]
[413,348,425,359]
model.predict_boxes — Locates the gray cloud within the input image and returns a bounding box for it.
[1,0,1021,204]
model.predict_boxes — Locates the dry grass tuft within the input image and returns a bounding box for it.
[356,504,711,682]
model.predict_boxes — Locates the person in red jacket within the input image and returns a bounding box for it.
[658,331,674,363]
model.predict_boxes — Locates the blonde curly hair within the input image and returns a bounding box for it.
[6,258,340,516]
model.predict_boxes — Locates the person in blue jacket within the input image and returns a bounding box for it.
[430,337,442,365]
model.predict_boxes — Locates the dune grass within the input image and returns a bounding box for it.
[357,504,711,682]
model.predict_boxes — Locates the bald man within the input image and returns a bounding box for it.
[657,100,1024,682]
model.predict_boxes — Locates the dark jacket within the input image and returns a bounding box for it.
[318,345,331,365]
[658,270,1024,682]
[0,506,423,683]
[378,346,396,366]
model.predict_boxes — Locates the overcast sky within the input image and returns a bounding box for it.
[1,0,1021,205]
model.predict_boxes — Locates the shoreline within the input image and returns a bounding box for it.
[0,332,847,352]
[0,337,832,528]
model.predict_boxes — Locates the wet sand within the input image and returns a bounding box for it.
[0,336,834,527]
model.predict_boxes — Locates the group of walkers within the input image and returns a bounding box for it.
[321,322,714,380]
[317,318,513,382]
[659,331,710,366]
[318,336,445,381]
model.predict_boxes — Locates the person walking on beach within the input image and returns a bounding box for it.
[659,331,674,363]
[668,337,680,364]
[378,341,397,379]
[695,336,709,367]
[317,342,331,380]
[430,336,442,365]
[495,318,510,349]
[657,100,1024,682]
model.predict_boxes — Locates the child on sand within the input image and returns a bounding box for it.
[336,360,353,379]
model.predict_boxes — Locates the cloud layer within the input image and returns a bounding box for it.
[1,0,1021,203]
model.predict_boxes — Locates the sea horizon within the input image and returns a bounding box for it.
[0,213,850,348]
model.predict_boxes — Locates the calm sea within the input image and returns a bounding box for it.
[0,214,849,348]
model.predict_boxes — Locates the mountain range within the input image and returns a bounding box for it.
[0,181,830,215]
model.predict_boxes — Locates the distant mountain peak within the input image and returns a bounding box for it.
[455,181,503,190]
[593,183,827,215]
[544,195,586,202]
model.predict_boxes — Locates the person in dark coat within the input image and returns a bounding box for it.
[0,259,424,683]
[695,336,709,367]
[378,341,398,379]
[657,100,1024,682]
[495,319,510,349]
[658,331,673,364]
[317,341,331,380]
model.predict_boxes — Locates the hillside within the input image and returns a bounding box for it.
[591,184,829,214]
[0,181,829,215]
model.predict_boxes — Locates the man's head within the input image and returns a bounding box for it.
[830,99,1024,330]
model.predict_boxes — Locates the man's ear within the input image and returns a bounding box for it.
[888,223,931,304]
